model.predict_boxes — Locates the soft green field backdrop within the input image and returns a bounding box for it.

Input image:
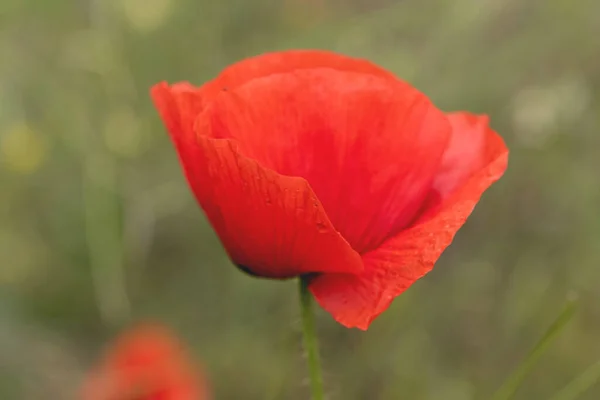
[1,0,599,399]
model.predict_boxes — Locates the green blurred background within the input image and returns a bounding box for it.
[1,0,599,399]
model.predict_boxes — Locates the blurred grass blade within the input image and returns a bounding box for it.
[491,296,579,400]
[548,360,600,400]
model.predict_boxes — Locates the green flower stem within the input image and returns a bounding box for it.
[549,359,600,400]
[299,276,325,400]
[491,296,578,400]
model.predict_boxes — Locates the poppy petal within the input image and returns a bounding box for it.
[152,84,363,278]
[152,82,206,143]
[433,112,505,198]
[309,113,508,329]
[201,49,398,97]
[153,50,399,130]
[204,69,451,254]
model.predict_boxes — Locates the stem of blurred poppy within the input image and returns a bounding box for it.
[299,276,325,400]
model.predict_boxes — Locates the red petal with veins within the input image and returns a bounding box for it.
[152,65,450,278]
[203,69,451,253]
[309,112,509,329]
[160,49,398,118]
[153,82,363,278]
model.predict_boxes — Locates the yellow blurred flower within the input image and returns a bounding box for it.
[1,122,47,174]
[120,0,174,33]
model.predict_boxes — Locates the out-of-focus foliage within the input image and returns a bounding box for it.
[1,0,599,399]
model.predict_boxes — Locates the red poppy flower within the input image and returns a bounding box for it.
[81,324,209,400]
[151,50,508,330]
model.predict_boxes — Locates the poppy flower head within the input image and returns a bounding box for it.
[82,324,209,400]
[151,50,508,329]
